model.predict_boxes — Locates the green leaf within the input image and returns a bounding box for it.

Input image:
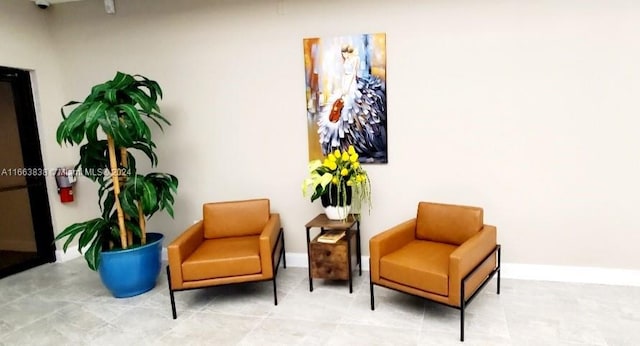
[97,108,118,137]
[105,89,118,104]
[165,202,175,218]
[311,185,324,202]
[78,141,110,183]
[84,101,109,132]
[140,173,178,219]
[55,218,107,257]
[70,124,86,145]
[144,115,165,132]
[59,101,80,120]
[128,174,145,196]
[98,180,114,205]
[134,74,163,100]
[55,222,87,252]
[141,180,158,213]
[161,188,175,205]
[125,219,142,239]
[149,111,171,126]
[85,120,100,144]
[101,192,115,219]
[84,236,103,271]
[126,153,137,176]
[117,104,151,141]
[130,142,157,166]
[57,103,90,145]
[119,188,138,217]
[89,81,111,98]
[78,218,106,250]
[125,88,155,114]
[111,72,135,90]
[98,108,133,147]
[110,224,121,240]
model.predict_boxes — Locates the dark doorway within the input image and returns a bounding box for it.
[0,66,56,278]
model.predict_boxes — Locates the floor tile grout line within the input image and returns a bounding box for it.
[236,314,269,345]
[153,304,202,343]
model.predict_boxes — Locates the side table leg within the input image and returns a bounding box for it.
[348,231,353,293]
[306,227,313,292]
[356,221,362,276]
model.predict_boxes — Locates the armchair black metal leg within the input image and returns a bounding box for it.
[166,266,177,319]
[460,308,465,342]
[281,229,287,269]
[273,278,278,305]
[370,260,375,310]
[271,229,284,306]
[370,281,375,310]
[497,245,501,295]
[460,279,465,342]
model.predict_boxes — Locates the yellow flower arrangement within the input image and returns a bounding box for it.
[302,145,372,215]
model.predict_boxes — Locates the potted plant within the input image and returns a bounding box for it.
[302,145,371,221]
[55,72,178,298]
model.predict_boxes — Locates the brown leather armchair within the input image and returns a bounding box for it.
[166,198,286,318]
[369,201,500,341]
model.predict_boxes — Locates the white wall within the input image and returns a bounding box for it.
[4,0,639,270]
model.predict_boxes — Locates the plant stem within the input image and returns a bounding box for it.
[107,135,128,249]
[138,202,146,245]
[120,147,133,246]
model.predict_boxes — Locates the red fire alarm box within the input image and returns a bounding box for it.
[55,168,77,203]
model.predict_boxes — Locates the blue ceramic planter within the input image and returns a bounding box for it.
[98,232,163,298]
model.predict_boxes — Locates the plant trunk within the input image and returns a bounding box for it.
[138,202,146,245]
[120,148,133,245]
[107,135,128,249]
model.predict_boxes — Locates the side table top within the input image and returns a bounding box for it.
[305,213,358,229]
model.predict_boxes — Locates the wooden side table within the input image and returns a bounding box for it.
[305,213,362,293]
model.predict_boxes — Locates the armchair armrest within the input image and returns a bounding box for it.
[259,213,281,278]
[168,221,204,288]
[369,218,416,281]
[449,225,497,305]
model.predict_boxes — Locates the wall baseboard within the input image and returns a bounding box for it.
[55,245,80,263]
[55,249,640,287]
[283,253,640,287]
[56,246,170,263]
[501,263,640,287]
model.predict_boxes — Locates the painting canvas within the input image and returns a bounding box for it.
[303,33,387,163]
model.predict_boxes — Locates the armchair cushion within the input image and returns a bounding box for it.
[416,202,483,245]
[380,240,456,296]
[181,236,261,281]
[204,199,270,239]
[369,219,416,282]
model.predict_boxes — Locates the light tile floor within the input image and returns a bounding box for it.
[0,259,639,345]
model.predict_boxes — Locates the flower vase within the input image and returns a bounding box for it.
[321,185,352,221]
[323,205,352,220]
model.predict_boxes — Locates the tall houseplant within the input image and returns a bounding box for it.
[55,72,178,296]
[302,145,371,221]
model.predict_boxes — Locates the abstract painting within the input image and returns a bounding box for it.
[303,33,387,163]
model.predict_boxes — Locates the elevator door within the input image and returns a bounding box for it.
[0,67,55,278]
